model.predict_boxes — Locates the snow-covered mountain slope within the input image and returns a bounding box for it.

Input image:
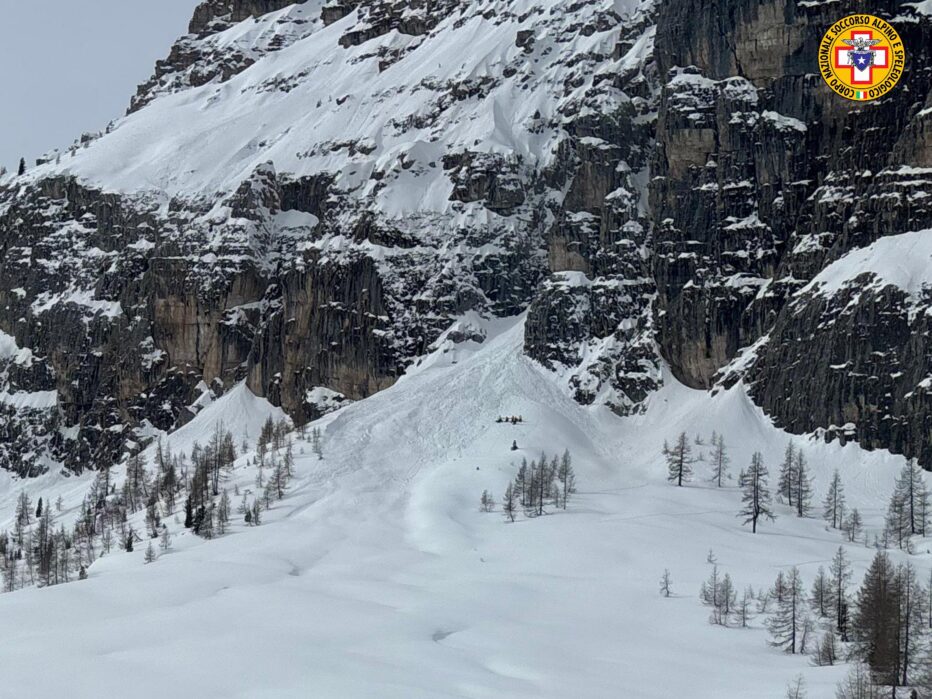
[0,315,918,698]
[0,0,661,475]
[0,0,930,477]
[0,1,931,690]
[49,0,617,198]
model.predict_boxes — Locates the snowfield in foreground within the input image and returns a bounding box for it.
[0,316,918,698]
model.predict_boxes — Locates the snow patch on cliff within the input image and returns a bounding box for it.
[797,229,932,317]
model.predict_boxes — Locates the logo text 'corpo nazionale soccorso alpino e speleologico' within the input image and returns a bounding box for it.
[819,14,905,101]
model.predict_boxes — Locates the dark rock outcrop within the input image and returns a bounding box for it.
[0,168,410,474]
[651,0,932,463]
[189,0,298,36]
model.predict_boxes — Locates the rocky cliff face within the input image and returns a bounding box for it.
[0,0,930,475]
[0,0,622,474]
[649,0,932,463]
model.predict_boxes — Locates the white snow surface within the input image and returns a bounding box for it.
[28,0,632,208]
[0,329,17,359]
[798,229,932,311]
[167,381,290,454]
[0,315,920,698]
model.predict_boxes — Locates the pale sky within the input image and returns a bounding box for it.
[0,1,198,172]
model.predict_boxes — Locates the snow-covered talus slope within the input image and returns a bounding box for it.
[0,316,918,698]
[0,0,658,474]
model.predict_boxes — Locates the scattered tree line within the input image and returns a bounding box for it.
[776,442,813,517]
[684,548,847,688]
[181,423,240,538]
[660,433,932,695]
[0,493,79,591]
[672,540,932,697]
[664,430,730,488]
[836,549,932,697]
[240,416,298,527]
[663,435,876,544]
[0,415,308,594]
[882,459,929,552]
[481,449,576,522]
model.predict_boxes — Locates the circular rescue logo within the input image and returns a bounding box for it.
[818,14,905,101]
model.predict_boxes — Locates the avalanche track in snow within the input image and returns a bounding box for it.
[0,316,919,698]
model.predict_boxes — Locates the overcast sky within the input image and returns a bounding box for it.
[0,1,198,172]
